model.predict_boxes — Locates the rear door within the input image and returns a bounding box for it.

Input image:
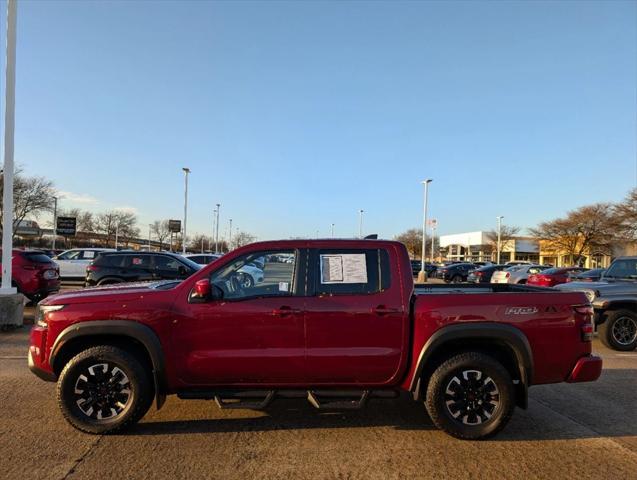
[304,246,408,385]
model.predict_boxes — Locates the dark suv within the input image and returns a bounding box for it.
[435,262,476,283]
[85,251,201,286]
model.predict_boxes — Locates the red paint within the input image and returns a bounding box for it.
[528,267,586,287]
[1,249,60,301]
[31,240,601,393]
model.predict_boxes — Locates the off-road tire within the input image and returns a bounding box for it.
[57,345,153,434]
[599,310,637,351]
[425,352,515,440]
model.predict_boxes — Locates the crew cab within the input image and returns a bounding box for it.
[29,239,601,440]
[558,256,637,351]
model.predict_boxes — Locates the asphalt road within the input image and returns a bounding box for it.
[1,287,636,479]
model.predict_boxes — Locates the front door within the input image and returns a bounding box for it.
[172,248,307,386]
[304,247,408,385]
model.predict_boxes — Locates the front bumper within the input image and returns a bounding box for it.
[28,348,56,382]
[566,355,602,383]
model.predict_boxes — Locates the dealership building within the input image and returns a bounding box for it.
[439,231,540,263]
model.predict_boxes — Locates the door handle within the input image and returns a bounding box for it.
[272,306,302,316]
[372,305,401,316]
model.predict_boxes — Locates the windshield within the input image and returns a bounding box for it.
[603,259,637,280]
[177,255,204,271]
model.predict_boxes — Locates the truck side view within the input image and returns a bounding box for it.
[29,239,602,440]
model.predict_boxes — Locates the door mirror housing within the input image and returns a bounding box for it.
[193,279,211,299]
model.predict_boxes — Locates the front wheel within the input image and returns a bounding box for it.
[57,346,153,434]
[599,310,637,351]
[425,352,515,440]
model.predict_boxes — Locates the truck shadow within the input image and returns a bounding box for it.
[131,368,637,443]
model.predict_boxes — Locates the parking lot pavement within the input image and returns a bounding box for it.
[1,323,636,480]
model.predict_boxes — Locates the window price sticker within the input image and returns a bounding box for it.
[320,254,367,284]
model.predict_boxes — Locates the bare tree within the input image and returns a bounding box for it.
[56,208,95,233]
[151,220,171,250]
[394,228,422,259]
[95,211,139,247]
[614,188,637,240]
[530,203,617,265]
[187,234,214,253]
[233,231,256,249]
[0,170,56,239]
[485,225,520,255]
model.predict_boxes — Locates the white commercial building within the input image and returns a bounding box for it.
[439,231,539,263]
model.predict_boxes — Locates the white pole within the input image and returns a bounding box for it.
[182,167,190,254]
[228,218,232,250]
[215,203,220,252]
[497,216,503,264]
[52,196,57,250]
[431,223,436,263]
[419,179,432,282]
[1,0,18,294]
[201,236,204,254]
[330,223,334,238]
[358,209,364,238]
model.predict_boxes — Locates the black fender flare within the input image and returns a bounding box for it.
[409,323,533,405]
[50,320,167,409]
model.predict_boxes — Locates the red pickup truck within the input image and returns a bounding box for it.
[29,239,602,439]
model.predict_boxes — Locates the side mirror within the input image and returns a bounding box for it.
[193,279,211,299]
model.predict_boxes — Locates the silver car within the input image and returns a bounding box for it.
[491,264,549,284]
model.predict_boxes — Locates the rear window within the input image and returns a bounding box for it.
[21,252,54,264]
[95,254,127,268]
[315,248,389,295]
[541,268,561,275]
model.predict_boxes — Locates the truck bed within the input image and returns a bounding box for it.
[414,283,558,295]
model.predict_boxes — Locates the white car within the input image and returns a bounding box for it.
[184,253,263,288]
[491,265,549,284]
[53,248,115,278]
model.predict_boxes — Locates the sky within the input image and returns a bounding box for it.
[1,0,636,242]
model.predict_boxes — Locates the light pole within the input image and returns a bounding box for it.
[115,223,119,249]
[182,167,190,254]
[358,209,364,238]
[52,196,58,249]
[228,218,232,250]
[148,224,152,250]
[215,203,220,253]
[430,219,437,263]
[1,0,18,294]
[496,216,504,264]
[418,179,433,283]
[330,223,335,238]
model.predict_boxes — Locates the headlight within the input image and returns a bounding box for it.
[35,305,65,328]
[584,290,596,303]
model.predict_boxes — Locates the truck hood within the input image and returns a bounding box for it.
[41,280,181,305]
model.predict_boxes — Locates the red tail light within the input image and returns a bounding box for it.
[86,265,100,272]
[475,271,483,276]
[505,272,510,278]
[573,305,594,342]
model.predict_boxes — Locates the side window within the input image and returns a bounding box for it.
[315,249,384,295]
[154,256,182,272]
[210,250,297,300]
[123,255,152,269]
[59,250,81,260]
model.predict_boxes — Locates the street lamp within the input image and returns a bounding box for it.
[228,218,233,250]
[418,179,433,283]
[52,196,58,250]
[215,203,220,253]
[182,167,190,254]
[497,216,504,264]
[358,209,364,238]
[330,223,335,238]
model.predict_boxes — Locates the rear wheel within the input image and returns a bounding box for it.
[425,352,515,440]
[451,275,462,284]
[599,310,637,351]
[57,346,153,434]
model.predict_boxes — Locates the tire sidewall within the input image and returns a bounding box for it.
[600,310,637,351]
[57,346,151,434]
[426,353,515,439]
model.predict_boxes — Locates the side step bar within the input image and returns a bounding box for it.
[178,389,398,410]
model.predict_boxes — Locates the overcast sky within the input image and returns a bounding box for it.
[1,0,636,241]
